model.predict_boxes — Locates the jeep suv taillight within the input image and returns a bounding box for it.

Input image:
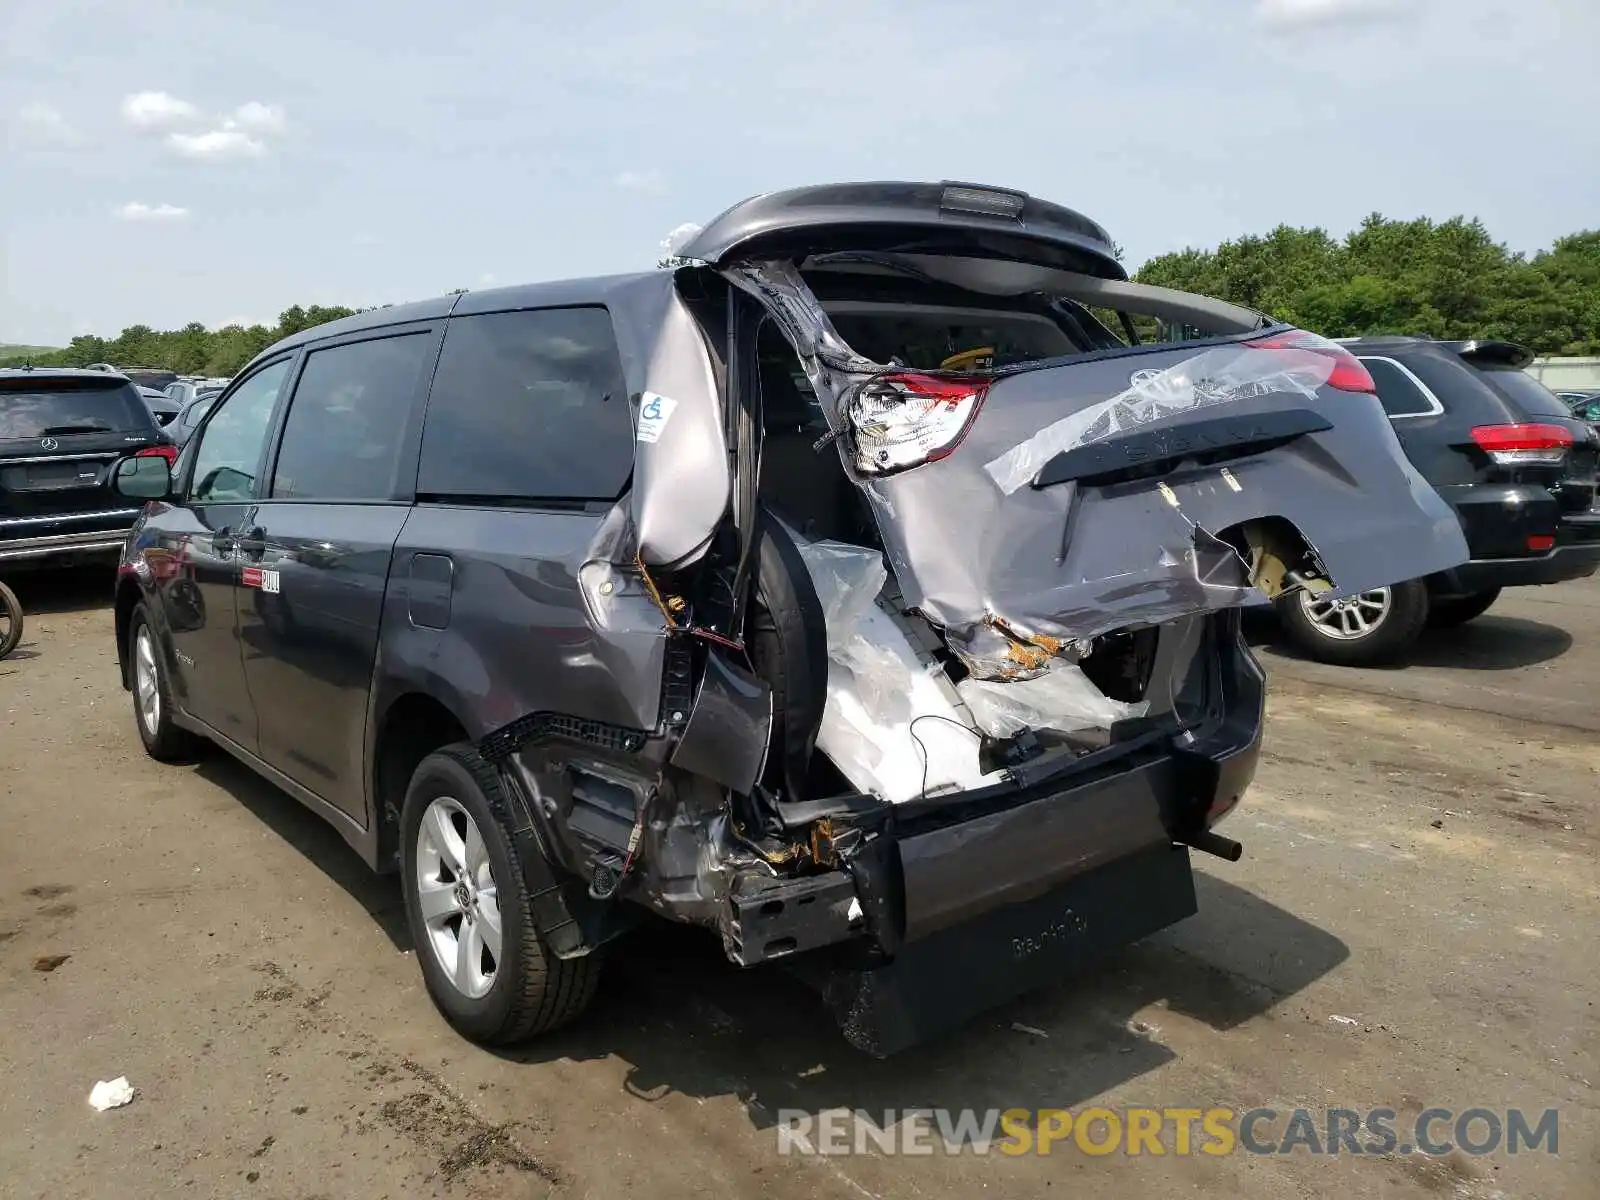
[848,372,991,475]
[1245,329,1377,394]
[1469,423,1572,467]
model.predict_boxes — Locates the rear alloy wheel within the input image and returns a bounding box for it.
[1426,587,1502,629]
[400,744,600,1044]
[1275,578,1430,667]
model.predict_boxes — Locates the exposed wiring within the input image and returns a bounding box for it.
[907,714,986,802]
[635,553,746,653]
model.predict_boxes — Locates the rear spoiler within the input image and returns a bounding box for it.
[1456,339,1534,370]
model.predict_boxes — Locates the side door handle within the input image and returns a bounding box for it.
[235,524,267,558]
[211,527,237,556]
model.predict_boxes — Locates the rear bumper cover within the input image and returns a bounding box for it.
[1429,505,1600,595]
[0,521,137,563]
[731,621,1265,1049]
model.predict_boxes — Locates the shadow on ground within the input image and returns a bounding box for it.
[193,751,411,950]
[3,565,116,616]
[190,723,1348,1134]
[1244,609,1572,672]
[496,871,1347,1131]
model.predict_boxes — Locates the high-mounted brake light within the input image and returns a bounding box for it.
[136,444,179,465]
[1245,329,1377,394]
[847,372,991,475]
[1469,423,1572,466]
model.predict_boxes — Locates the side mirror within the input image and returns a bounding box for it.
[113,453,174,501]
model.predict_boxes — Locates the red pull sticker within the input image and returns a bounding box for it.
[241,567,263,588]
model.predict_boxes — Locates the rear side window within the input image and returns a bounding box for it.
[1359,357,1438,418]
[1471,367,1574,421]
[418,307,632,502]
[271,334,432,501]
[0,377,150,440]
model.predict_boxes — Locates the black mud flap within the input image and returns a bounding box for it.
[818,843,1197,1057]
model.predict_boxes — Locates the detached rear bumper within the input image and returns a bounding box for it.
[732,619,1265,1051]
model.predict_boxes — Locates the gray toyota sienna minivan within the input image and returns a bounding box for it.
[110,181,1468,1054]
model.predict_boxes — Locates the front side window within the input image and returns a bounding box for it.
[271,334,431,501]
[418,307,632,502]
[189,359,292,504]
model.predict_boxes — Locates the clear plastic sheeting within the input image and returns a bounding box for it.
[984,344,1337,495]
[793,535,1003,804]
[958,660,1147,739]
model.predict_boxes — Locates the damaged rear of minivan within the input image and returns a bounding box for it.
[427,183,1471,1055]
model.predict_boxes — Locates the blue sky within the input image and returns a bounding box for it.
[3,0,1595,346]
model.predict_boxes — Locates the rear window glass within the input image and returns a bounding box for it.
[418,307,632,502]
[1360,357,1437,417]
[0,378,148,439]
[1471,367,1574,421]
[826,305,1079,371]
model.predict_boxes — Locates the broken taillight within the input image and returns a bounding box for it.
[1244,329,1377,394]
[1469,423,1573,467]
[848,372,991,475]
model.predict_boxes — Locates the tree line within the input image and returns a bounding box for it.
[5,214,1597,376]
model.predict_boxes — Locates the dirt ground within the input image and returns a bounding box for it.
[0,569,1595,1199]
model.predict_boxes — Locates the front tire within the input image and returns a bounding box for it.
[400,744,600,1045]
[1426,587,1501,629]
[1275,579,1430,667]
[128,605,201,761]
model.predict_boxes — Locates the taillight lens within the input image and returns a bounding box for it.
[1245,329,1376,394]
[1469,423,1572,466]
[847,372,990,475]
[136,444,179,465]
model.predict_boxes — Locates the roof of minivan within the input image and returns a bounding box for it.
[244,271,666,372]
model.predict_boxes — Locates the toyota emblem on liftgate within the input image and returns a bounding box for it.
[39,437,59,451]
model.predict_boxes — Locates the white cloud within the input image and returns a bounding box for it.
[615,169,665,193]
[660,222,702,259]
[232,101,286,134]
[1254,0,1403,30]
[121,91,199,128]
[166,128,266,160]
[113,202,189,222]
[478,272,498,286]
[13,102,82,147]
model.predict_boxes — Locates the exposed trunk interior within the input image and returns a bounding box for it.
[747,285,1175,809]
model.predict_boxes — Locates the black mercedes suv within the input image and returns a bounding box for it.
[1,368,176,569]
[1271,337,1600,665]
[107,181,1467,1054]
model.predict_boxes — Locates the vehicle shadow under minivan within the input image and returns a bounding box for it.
[495,871,1348,1129]
[193,753,412,950]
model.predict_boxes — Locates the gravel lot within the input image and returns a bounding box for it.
[1,570,1595,1199]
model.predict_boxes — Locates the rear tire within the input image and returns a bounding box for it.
[128,605,201,761]
[1275,579,1430,667]
[1426,587,1501,629]
[0,581,21,659]
[400,744,601,1044]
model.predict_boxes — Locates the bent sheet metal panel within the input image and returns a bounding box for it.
[725,260,1469,645]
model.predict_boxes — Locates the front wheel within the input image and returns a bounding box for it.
[400,744,601,1045]
[1275,579,1431,667]
[0,581,21,659]
[128,605,201,760]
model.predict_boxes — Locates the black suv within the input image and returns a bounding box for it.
[1,368,177,569]
[1271,338,1600,665]
[108,181,1466,1054]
